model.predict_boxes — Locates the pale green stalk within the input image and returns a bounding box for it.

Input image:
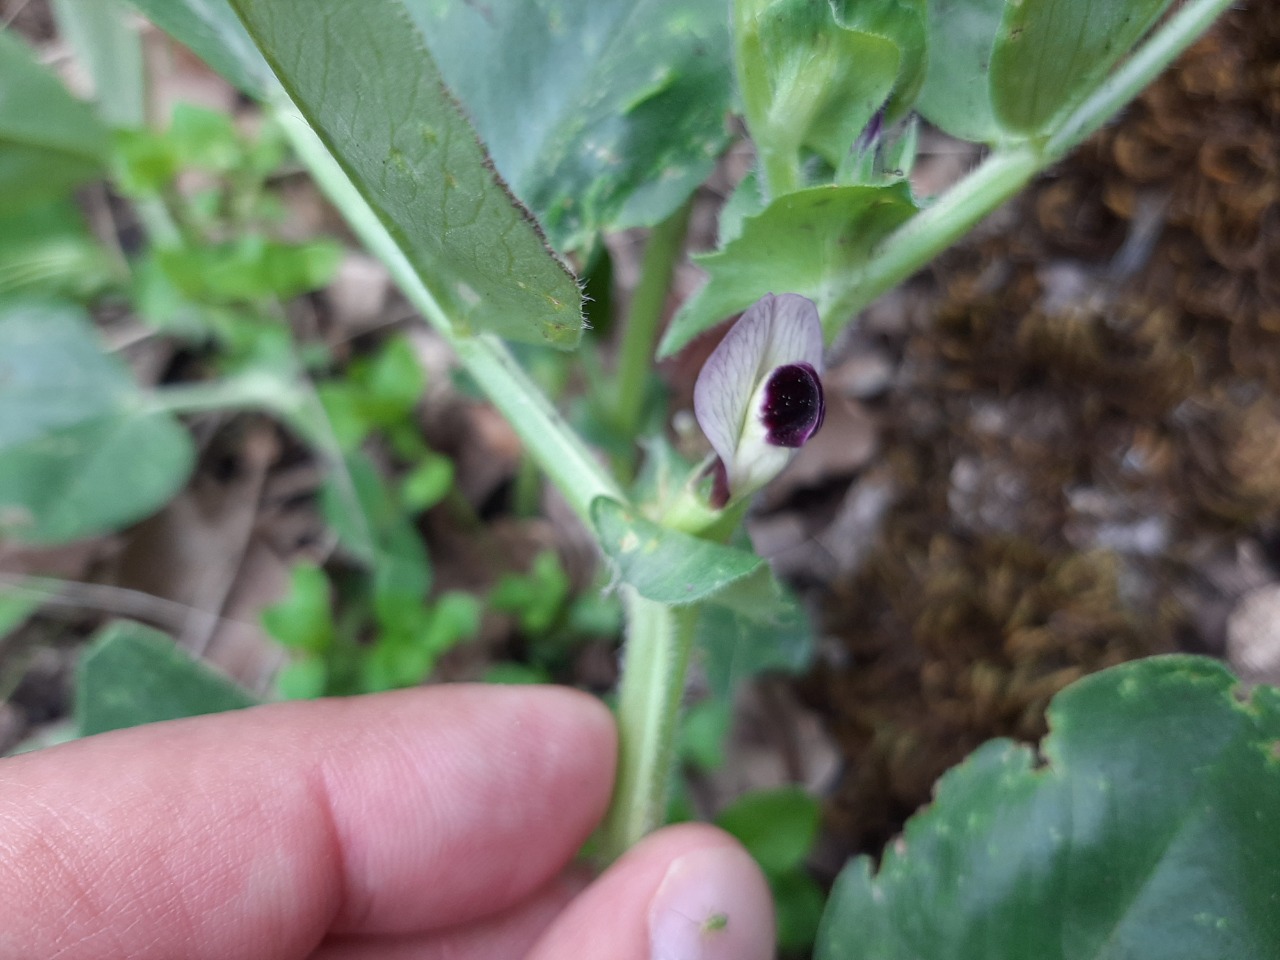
[598,594,697,861]
[145,370,305,420]
[613,199,692,438]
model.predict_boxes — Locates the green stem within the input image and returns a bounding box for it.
[829,0,1235,327]
[613,199,692,438]
[758,141,801,200]
[827,145,1040,329]
[146,371,305,420]
[270,96,624,527]
[598,594,698,862]
[133,196,184,251]
[1043,0,1237,157]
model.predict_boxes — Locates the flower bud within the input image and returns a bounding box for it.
[693,293,826,507]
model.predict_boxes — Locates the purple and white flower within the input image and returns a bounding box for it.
[693,293,826,507]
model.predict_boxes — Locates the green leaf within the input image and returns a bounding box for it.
[362,591,477,692]
[0,199,115,301]
[275,656,327,699]
[406,0,733,252]
[695,566,814,699]
[357,337,425,426]
[371,522,433,629]
[718,169,766,247]
[315,382,367,452]
[816,656,1280,960]
[226,0,585,349]
[679,698,733,772]
[490,549,572,636]
[773,870,827,956]
[0,300,194,544]
[0,31,108,213]
[423,591,481,655]
[168,103,243,171]
[51,0,147,128]
[261,562,333,653]
[734,0,899,181]
[320,451,433,631]
[156,237,341,303]
[401,454,454,512]
[591,497,762,605]
[916,0,1006,144]
[76,621,257,736]
[126,0,273,98]
[111,127,179,195]
[717,786,821,875]
[831,0,928,122]
[989,0,1177,137]
[660,182,918,357]
[0,594,38,641]
[485,662,553,686]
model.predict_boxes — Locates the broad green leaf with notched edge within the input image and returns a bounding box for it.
[407,0,733,253]
[126,0,272,98]
[830,0,928,122]
[591,497,761,605]
[76,621,258,737]
[917,0,1006,144]
[990,0,1177,137]
[0,31,107,214]
[817,656,1280,960]
[718,169,766,247]
[0,301,194,544]
[660,183,918,358]
[695,565,813,698]
[228,0,584,349]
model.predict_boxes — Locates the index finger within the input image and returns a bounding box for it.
[0,684,615,960]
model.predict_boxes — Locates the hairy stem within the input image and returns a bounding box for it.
[146,371,305,420]
[271,96,624,526]
[598,594,698,862]
[613,199,692,438]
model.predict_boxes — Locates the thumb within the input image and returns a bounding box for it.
[528,823,776,960]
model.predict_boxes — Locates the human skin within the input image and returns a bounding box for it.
[0,684,774,959]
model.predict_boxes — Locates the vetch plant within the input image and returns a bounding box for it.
[5,0,1280,956]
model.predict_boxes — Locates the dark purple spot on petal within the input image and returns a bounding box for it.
[761,362,825,447]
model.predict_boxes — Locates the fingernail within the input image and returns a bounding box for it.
[648,845,775,960]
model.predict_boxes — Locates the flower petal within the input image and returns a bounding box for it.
[693,293,823,468]
[693,294,825,505]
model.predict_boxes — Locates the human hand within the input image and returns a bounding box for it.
[0,685,774,959]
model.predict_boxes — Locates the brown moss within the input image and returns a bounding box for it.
[805,2,1280,860]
